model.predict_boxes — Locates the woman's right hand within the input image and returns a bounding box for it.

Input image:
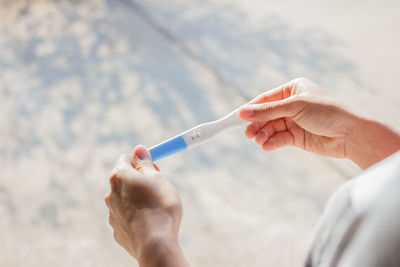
[239,78,400,169]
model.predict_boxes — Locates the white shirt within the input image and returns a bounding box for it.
[306,151,400,267]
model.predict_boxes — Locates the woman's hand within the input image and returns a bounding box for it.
[105,146,189,267]
[239,78,400,169]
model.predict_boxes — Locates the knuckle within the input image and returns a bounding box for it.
[261,102,271,111]
[261,101,281,112]
[295,77,308,84]
[116,164,128,176]
[105,191,120,207]
[119,153,130,163]
[108,213,116,227]
[109,174,123,195]
[164,199,182,215]
[110,172,121,184]
[293,77,313,90]
[104,193,111,205]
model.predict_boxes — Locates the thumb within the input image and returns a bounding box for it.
[132,145,157,174]
[239,97,303,122]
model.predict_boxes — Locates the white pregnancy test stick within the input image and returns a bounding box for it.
[149,109,249,161]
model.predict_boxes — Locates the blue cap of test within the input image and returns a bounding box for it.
[149,135,188,161]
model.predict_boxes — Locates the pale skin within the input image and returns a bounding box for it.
[105,78,400,266]
[239,77,400,170]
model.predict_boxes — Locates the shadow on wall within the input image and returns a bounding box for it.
[1,0,355,168]
[129,0,358,95]
[1,0,218,158]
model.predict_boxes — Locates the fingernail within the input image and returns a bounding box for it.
[135,146,150,160]
[240,107,254,117]
[256,130,267,145]
[259,130,267,140]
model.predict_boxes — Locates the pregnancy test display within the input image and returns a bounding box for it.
[149,109,249,161]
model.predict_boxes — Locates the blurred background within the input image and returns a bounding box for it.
[0,0,399,266]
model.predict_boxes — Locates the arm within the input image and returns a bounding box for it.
[105,146,189,267]
[346,116,400,169]
[239,77,400,169]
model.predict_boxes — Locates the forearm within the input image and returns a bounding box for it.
[346,115,400,169]
[138,236,189,267]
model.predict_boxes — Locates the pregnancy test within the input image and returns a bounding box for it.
[149,109,249,161]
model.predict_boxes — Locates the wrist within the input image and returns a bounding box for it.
[345,115,400,169]
[138,233,188,267]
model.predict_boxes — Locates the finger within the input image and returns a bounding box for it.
[132,145,157,174]
[104,192,112,208]
[262,131,295,151]
[248,79,297,105]
[245,122,267,139]
[239,96,304,122]
[108,212,114,227]
[248,87,284,105]
[261,118,287,137]
[111,153,135,174]
[104,191,119,209]
[110,153,136,194]
[255,129,269,145]
[254,119,286,145]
